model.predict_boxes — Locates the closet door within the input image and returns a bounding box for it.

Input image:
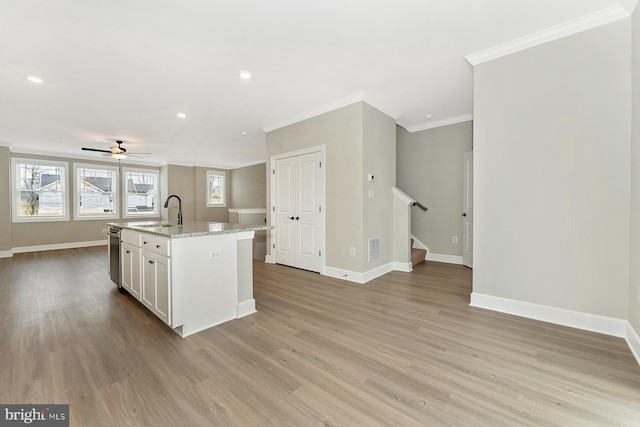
[273,151,323,273]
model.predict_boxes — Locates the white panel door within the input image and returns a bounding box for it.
[274,151,323,273]
[463,150,473,268]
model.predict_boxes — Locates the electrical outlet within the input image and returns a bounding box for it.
[209,250,222,260]
[349,247,356,256]
[102,228,106,234]
[637,285,640,304]
[452,236,458,244]
[368,190,375,199]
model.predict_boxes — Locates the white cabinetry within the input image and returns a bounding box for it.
[121,230,142,301]
[121,242,141,300]
[142,250,171,325]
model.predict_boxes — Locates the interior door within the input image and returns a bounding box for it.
[463,150,473,268]
[274,151,323,273]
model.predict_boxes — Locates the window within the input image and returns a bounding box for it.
[12,158,69,222]
[206,170,226,207]
[74,164,118,220]
[123,168,159,218]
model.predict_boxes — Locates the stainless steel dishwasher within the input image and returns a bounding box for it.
[108,226,122,287]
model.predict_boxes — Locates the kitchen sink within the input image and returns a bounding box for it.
[137,223,173,228]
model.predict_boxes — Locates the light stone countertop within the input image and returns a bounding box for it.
[107,220,272,239]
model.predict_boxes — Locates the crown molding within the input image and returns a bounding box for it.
[262,91,399,133]
[465,5,631,66]
[405,114,473,133]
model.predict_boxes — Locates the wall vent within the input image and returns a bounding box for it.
[368,237,380,262]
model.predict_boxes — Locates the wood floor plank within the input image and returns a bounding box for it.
[1,247,640,426]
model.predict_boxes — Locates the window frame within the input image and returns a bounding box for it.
[73,163,119,221]
[206,170,226,207]
[122,167,160,219]
[11,157,70,223]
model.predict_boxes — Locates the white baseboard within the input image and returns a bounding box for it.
[626,323,640,366]
[324,262,394,284]
[0,250,13,259]
[11,240,107,255]
[470,292,628,337]
[427,252,463,265]
[237,299,257,318]
[393,261,412,272]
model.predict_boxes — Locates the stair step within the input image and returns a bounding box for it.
[411,248,427,266]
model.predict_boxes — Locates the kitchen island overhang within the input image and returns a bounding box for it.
[108,221,272,337]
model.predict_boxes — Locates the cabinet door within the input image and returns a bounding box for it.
[141,252,156,312]
[142,251,171,326]
[121,243,141,301]
[154,255,171,325]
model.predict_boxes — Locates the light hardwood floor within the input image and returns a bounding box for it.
[1,247,640,426]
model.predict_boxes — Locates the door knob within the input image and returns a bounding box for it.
[462,213,467,217]
[288,216,294,220]
[295,216,300,220]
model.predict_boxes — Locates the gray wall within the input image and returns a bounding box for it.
[472,19,631,319]
[6,152,159,249]
[362,103,396,270]
[396,121,472,256]
[266,101,395,273]
[164,164,231,223]
[630,7,640,334]
[0,147,11,252]
[230,163,267,208]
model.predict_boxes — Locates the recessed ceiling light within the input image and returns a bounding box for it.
[241,132,248,136]
[26,75,43,84]
[177,112,186,118]
[425,114,433,120]
[239,71,251,80]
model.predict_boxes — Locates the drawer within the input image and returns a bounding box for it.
[121,229,141,246]
[141,234,171,257]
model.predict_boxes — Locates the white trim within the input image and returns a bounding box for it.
[122,167,160,219]
[73,162,119,221]
[393,262,412,273]
[269,145,326,274]
[0,250,14,258]
[465,5,630,66]
[206,170,227,207]
[470,293,628,337]
[405,114,473,133]
[392,187,416,206]
[262,91,399,133]
[228,208,267,214]
[324,262,394,284]
[237,299,257,318]
[625,323,640,366]
[12,240,107,254]
[11,157,70,223]
[426,252,463,265]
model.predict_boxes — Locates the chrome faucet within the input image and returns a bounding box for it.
[163,194,183,225]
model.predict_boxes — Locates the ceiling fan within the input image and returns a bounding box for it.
[81,140,149,160]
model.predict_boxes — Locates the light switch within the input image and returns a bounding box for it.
[368,190,375,198]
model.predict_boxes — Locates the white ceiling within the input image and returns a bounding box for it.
[0,0,634,168]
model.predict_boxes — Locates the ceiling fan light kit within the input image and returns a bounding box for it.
[81,140,149,161]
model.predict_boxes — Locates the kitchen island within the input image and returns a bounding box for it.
[108,221,271,337]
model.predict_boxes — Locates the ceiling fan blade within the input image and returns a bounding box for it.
[82,147,112,153]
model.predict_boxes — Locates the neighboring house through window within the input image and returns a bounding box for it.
[74,163,118,220]
[11,158,69,222]
[123,168,159,218]
[206,170,226,207]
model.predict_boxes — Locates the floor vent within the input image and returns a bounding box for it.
[368,237,380,262]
